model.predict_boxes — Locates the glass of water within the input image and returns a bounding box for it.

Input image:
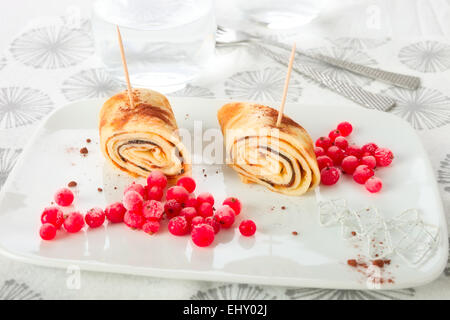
[231,0,323,30]
[92,0,216,93]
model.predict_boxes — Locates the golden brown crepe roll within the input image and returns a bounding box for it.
[99,88,190,180]
[217,102,320,196]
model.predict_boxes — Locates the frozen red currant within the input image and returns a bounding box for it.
[341,156,359,174]
[198,202,213,218]
[105,202,126,223]
[168,216,189,236]
[40,223,57,240]
[124,211,145,229]
[334,136,348,150]
[191,224,215,247]
[315,136,332,150]
[239,220,256,237]
[164,199,182,219]
[176,176,196,193]
[314,147,325,157]
[222,197,242,215]
[361,155,376,169]
[316,155,333,170]
[365,177,383,193]
[123,190,143,213]
[327,146,345,165]
[54,188,74,207]
[320,166,341,185]
[142,200,164,221]
[41,206,64,229]
[328,129,342,142]
[147,185,163,201]
[337,122,353,137]
[142,220,160,234]
[361,143,378,155]
[197,192,214,206]
[63,211,85,233]
[180,207,198,222]
[184,197,199,209]
[346,145,363,159]
[191,216,205,228]
[166,186,189,204]
[214,206,235,228]
[85,207,105,228]
[146,170,168,189]
[353,165,374,184]
[374,148,394,167]
[123,182,145,198]
[205,216,220,234]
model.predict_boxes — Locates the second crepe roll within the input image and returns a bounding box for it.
[99,88,191,180]
[217,102,320,196]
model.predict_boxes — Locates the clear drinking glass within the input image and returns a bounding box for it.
[92,0,216,93]
[231,0,323,30]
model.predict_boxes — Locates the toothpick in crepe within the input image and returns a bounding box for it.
[116,25,135,108]
[276,42,296,127]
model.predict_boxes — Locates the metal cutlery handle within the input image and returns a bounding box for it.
[259,39,420,90]
[255,44,396,111]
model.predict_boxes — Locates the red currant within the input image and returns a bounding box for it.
[327,146,345,165]
[166,186,189,204]
[341,156,359,174]
[191,224,215,247]
[320,167,341,185]
[214,206,235,228]
[334,136,348,150]
[197,192,214,206]
[315,136,332,150]
[147,170,168,189]
[361,155,376,169]
[41,206,64,229]
[205,216,220,234]
[85,207,105,228]
[124,211,145,229]
[105,202,126,223]
[346,145,363,159]
[239,220,256,237]
[328,129,342,142]
[316,155,333,170]
[198,202,213,218]
[361,143,378,155]
[314,147,325,157]
[54,188,74,207]
[164,199,182,219]
[353,165,374,184]
[184,197,199,209]
[142,200,164,221]
[176,176,196,193]
[337,122,353,137]
[63,211,85,233]
[123,182,145,198]
[168,216,189,236]
[142,220,160,234]
[40,223,57,240]
[147,185,163,201]
[374,148,394,167]
[365,177,383,193]
[180,207,198,222]
[222,197,242,215]
[123,190,143,213]
[191,216,205,228]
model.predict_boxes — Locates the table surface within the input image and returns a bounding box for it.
[0,0,449,300]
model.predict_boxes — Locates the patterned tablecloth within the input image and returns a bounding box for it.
[0,0,450,299]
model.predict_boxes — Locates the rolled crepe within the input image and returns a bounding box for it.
[217,102,320,196]
[99,88,190,179]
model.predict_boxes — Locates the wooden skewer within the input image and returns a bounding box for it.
[276,42,296,127]
[116,25,134,108]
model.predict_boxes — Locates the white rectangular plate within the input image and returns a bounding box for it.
[0,97,447,290]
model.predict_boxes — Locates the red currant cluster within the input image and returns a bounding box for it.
[314,122,394,193]
[39,172,257,247]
